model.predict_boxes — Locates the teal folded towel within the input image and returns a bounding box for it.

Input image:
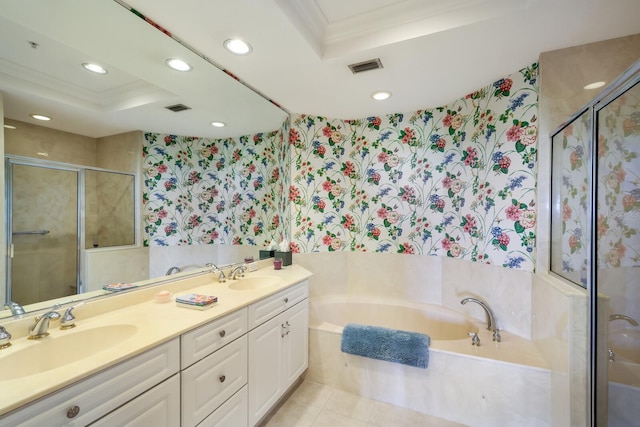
[340,323,430,369]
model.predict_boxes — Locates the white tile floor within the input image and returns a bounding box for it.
[262,381,468,427]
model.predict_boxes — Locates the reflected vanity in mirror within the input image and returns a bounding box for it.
[0,0,289,318]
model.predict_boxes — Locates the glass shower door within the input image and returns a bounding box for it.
[7,162,79,305]
[595,76,640,427]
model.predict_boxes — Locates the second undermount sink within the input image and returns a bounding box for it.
[227,275,281,291]
[0,324,138,381]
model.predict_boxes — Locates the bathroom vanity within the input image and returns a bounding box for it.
[0,264,311,427]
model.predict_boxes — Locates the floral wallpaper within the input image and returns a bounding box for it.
[142,118,290,247]
[553,110,590,281]
[597,81,640,268]
[289,64,539,270]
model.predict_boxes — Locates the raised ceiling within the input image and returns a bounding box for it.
[125,0,640,119]
[2,0,639,138]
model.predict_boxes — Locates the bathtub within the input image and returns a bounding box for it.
[307,296,552,427]
[608,328,640,426]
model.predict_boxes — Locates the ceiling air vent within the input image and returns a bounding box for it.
[348,58,383,74]
[165,103,191,112]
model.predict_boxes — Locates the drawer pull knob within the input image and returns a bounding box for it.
[219,330,226,337]
[219,375,226,383]
[284,297,289,303]
[66,405,80,419]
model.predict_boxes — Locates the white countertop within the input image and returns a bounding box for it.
[0,263,312,416]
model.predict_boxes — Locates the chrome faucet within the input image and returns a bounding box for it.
[4,301,25,317]
[608,313,639,361]
[609,314,639,326]
[29,311,61,339]
[461,297,501,342]
[166,266,181,275]
[206,263,227,283]
[230,264,247,280]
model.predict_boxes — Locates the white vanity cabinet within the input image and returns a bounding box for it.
[248,281,309,426]
[0,339,180,427]
[0,276,311,427]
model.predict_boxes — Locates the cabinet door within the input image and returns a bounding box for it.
[283,300,309,388]
[248,312,285,426]
[89,374,180,427]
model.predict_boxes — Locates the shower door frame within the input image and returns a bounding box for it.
[4,156,83,303]
[590,64,640,427]
[550,60,640,427]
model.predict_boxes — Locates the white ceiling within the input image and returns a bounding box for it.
[1,0,639,140]
[125,0,640,119]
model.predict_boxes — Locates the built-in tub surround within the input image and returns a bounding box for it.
[307,295,551,426]
[296,252,534,339]
[0,262,312,416]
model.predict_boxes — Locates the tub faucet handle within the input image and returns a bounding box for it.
[493,328,502,342]
[468,332,480,346]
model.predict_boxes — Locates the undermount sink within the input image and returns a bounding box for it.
[0,324,138,380]
[227,275,281,291]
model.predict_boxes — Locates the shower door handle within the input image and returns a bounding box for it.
[13,229,50,236]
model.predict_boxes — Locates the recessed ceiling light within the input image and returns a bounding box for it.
[211,121,226,128]
[372,91,392,101]
[3,124,16,129]
[223,39,252,55]
[584,81,606,90]
[82,63,107,74]
[30,114,51,121]
[165,58,192,72]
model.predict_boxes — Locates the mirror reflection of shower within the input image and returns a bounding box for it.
[6,161,79,305]
[5,157,136,306]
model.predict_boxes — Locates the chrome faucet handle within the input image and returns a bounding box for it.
[0,326,12,349]
[492,328,502,342]
[608,347,615,362]
[60,303,83,330]
[468,332,480,346]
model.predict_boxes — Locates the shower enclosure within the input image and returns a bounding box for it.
[551,60,639,426]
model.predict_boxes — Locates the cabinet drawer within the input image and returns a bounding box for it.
[89,374,180,427]
[199,385,248,427]
[0,339,180,427]
[248,280,308,329]
[181,335,248,427]
[181,308,247,368]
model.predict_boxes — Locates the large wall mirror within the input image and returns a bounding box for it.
[0,0,289,317]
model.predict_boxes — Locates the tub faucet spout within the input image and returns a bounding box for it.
[166,266,181,275]
[461,297,500,342]
[609,314,639,326]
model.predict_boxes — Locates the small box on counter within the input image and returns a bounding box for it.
[259,250,275,259]
[274,251,292,266]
